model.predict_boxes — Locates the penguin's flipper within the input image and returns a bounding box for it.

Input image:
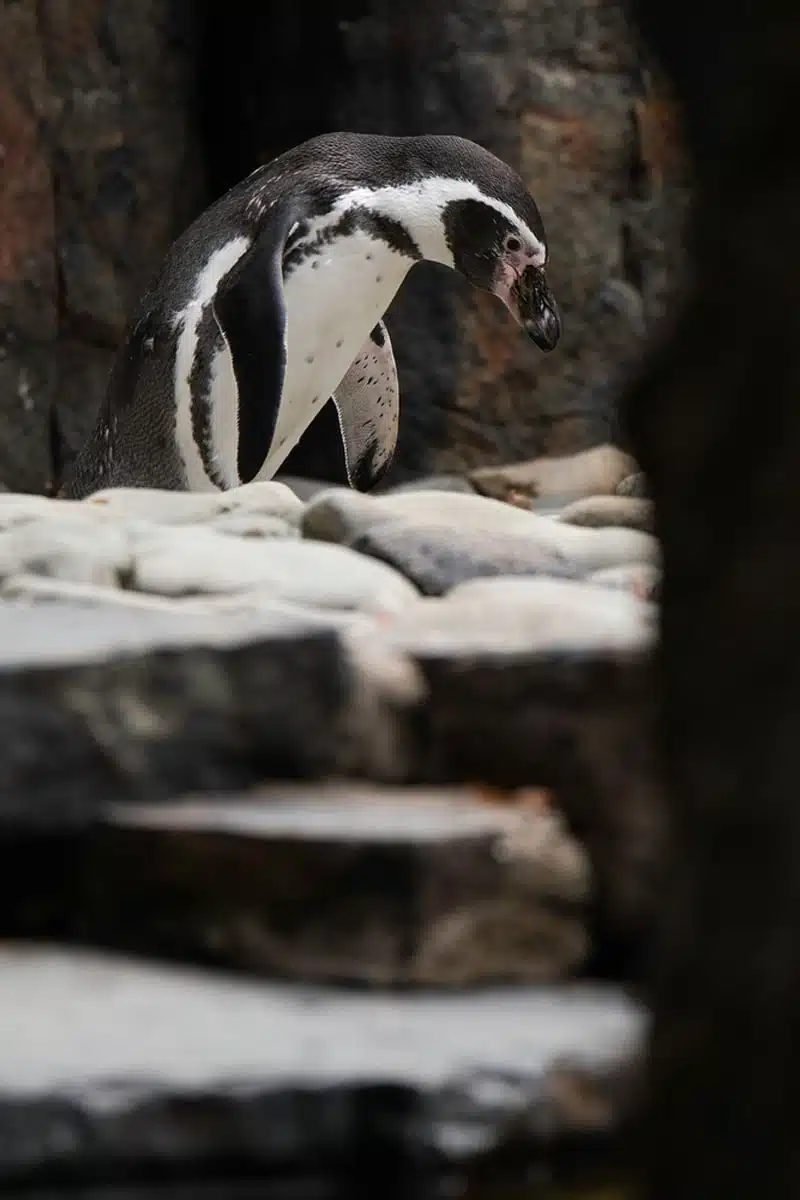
[331,319,399,490]
[213,215,298,484]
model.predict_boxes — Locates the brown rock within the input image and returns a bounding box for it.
[0,0,204,492]
[21,784,591,986]
[558,495,655,533]
[471,444,640,503]
[0,1,58,493]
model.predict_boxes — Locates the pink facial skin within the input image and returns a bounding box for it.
[493,239,546,312]
[492,237,561,352]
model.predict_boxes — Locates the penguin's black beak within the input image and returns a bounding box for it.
[513,267,562,352]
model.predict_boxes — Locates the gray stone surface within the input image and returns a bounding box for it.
[558,495,655,533]
[0,945,645,1184]
[0,0,202,493]
[0,480,664,942]
[0,601,423,828]
[84,482,304,525]
[351,518,582,595]
[470,446,640,505]
[125,526,420,613]
[302,487,659,574]
[22,785,589,986]
[206,513,298,539]
[589,563,661,600]
[0,520,130,587]
[616,471,650,498]
[381,578,655,659]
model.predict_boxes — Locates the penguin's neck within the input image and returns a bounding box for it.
[336,178,460,268]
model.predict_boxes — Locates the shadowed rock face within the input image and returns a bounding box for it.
[0,0,204,494]
[617,0,800,1193]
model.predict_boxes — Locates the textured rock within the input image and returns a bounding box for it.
[0,1,57,494]
[357,575,659,902]
[0,520,131,587]
[0,945,644,1186]
[616,471,650,498]
[383,577,655,658]
[0,601,423,829]
[12,786,590,985]
[127,526,420,613]
[470,445,640,504]
[303,488,659,574]
[589,563,661,600]
[0,0,203,492]
[558,495,655,533]
[0,576,385,637]
[207,513,298,539]
[0,491,422,611]
[351,518,582,595]
[84,481,304,525]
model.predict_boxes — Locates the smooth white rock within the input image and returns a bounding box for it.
[0,520,131,586]
[303,487,659,572]
[378,577,655,658]
[127,525,420,615]
[83,481,303,525]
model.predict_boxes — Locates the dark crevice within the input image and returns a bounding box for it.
[196,0,367,200]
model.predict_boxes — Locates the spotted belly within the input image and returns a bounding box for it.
[255,232,411,481]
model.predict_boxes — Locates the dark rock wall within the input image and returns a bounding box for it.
[0,0,686,493]
[0,0,203,493]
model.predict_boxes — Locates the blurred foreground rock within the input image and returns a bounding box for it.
[0,944,644,1189]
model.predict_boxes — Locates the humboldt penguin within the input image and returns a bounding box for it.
[61,132,561,498]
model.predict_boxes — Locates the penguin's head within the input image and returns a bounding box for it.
[440,195,561,352]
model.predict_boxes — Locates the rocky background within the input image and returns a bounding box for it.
[0,0,686,495]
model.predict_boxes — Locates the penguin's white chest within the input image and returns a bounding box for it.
[256,231,410,479]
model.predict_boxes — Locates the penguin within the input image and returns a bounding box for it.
[60,132,562,499]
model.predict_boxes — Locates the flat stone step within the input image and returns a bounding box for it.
[0,601,422,830]
[3,784,591,987]
[0,945,645,1188]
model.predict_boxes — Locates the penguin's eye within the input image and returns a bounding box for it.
[505,234,522,253]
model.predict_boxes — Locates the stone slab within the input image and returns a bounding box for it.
[0,946,645,1186]
[7,785,590,986]
[0,602,422,829]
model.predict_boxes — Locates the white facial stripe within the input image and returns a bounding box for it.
[173,235,251,490]
[334,176,547,268]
